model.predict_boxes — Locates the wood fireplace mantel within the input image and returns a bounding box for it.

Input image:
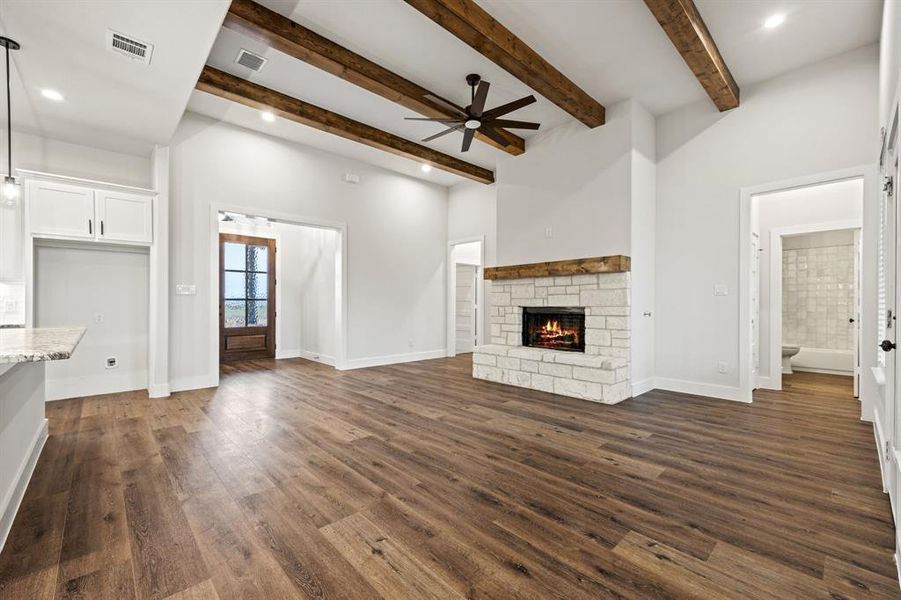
[483,255,630,281]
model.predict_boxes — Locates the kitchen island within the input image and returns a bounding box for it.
[0,326,85,550]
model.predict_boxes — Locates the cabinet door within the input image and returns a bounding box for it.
[96,190,153,244]
[29,181,95,239]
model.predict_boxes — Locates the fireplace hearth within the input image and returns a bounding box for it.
[522,306,585,352]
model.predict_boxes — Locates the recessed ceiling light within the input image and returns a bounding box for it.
[41,88,64,101]
[421,164,432,173]
[261,110,275,122]
[763,13,785,29]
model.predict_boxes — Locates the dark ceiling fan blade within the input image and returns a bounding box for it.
[423,94,467,117]
[488,118,540,130]
[422,124,465,142]
[482,95,537,120]
[470,80,490,117]
[461,127,475,152]
[477,125,513,148]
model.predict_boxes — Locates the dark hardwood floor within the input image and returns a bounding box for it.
[0,356,897,599]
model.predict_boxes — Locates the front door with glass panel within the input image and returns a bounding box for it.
[220,234,276,362]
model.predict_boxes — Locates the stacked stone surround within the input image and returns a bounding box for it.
[472,272,631,404]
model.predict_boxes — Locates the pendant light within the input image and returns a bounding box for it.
[0,36,19,205]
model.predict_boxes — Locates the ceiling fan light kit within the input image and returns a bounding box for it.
[406,73,539,152]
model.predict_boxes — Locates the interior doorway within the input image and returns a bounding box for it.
[750,178,864,393]
[447,238,484,357]
[219,233,276,362]
[739,166,877,405]
[212,208,344,372]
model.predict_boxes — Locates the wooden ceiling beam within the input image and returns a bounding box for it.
[196,66,495,185]
[643,0,739,111]
[224,0,524,156]
[403,0,605,128]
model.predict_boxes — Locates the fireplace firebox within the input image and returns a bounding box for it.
[522,307,585,352]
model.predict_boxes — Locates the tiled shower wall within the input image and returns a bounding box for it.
[782,242,854,350]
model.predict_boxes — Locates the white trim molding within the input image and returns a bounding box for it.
[631,378,655,397]
[341,349,447,370]
[0,418,47,553]
[653,377,750,403]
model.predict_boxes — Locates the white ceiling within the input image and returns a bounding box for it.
[0,0,229,156]
[191,0,882,186]
[0,0,883,184]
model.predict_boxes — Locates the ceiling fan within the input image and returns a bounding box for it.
[406,74,539,152]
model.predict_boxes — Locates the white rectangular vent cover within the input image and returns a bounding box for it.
[106,29,153,64]
[236,49,267,71]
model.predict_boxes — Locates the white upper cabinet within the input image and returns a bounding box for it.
[28,180,95,239]
[27,176,154,246]
[96,190,152,244]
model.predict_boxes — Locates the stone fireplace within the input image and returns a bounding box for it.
[472,256,631,404]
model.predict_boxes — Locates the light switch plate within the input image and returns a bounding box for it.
[714,284,728,296]
[176,284,197,296]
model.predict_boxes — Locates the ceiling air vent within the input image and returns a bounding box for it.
[236,49,267,72]
[106,29,153,64]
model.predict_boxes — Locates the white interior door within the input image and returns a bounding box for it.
[853,229,861,397]
[455,264,476,353]
[751,232,760,388]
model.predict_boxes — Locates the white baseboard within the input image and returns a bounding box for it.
[652,377,751,403]
[791,367,853,376]
[148,383,170,398]
[0,418,47,553]
[631,378,655,397]
[169,375,218,393]
[756,375,778,390]
[45,370,148,401]
[298,349,336,366]
[276,348,302,360]
[874,412,888,494]
[340,349,447,370]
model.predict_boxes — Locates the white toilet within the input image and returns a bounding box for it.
[782,345,801,374]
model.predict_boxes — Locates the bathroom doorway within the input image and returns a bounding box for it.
[748,176,864,394]
[771,226,861,394]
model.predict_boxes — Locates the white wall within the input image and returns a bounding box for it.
[169,113,448,388]
[35,243,149,400]
[630,102,657,395]
[448,181,496,347]
[3,129,151,188]
[655,45,878,398]
[495,101,632,265]
[879,0,901,131]
[755,178,863,381]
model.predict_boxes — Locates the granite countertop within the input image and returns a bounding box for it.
[0,327,86,364]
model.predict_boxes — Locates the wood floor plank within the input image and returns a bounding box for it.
[0,358,896,598]
[122,461,210,600]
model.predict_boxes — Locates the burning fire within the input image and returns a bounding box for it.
[539,319,579,344]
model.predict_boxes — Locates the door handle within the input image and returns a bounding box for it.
[880,339,896,352]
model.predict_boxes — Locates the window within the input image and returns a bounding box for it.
[223,241,270,328]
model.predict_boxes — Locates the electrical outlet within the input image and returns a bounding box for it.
[713,284,728,296]
[408,338,414,349]
[717,361,728,374]
[106,356,118,369]
[175,284,196,296]
[544,227,553,238]
[94,312,104,324]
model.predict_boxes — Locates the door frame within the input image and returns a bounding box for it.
[446,236,484,358]
[766,220,862,392]
[208,203,348,385]
[739,164,879,409]
[219,233,277,362]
